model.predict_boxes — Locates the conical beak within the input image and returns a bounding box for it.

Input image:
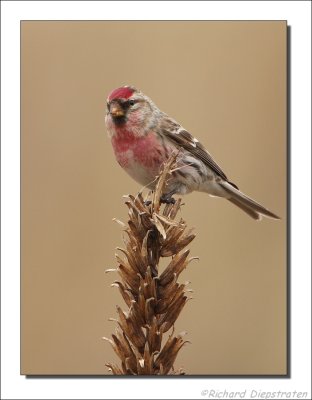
[110,102,125,118]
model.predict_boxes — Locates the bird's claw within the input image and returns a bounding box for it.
[160,194,176,204]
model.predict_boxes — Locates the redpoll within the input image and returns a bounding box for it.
[105,86,280,220]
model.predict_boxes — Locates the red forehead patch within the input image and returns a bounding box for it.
[108,86,135,101]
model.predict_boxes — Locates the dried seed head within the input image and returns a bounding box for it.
[105,153,197,375]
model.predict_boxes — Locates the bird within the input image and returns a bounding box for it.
[105,85,280,220]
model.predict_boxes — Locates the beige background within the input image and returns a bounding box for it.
[21,21,287,375]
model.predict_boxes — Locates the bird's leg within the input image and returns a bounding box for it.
[160,191,176,205]
[144,190,176,205]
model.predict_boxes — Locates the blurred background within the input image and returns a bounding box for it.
[21,21,287,375]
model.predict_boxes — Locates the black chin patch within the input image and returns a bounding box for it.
[112,115,127,125]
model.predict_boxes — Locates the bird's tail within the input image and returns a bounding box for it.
[220,182,280,221]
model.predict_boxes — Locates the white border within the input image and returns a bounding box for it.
[1,1,311,399]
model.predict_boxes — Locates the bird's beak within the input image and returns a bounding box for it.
[109,102,125,118]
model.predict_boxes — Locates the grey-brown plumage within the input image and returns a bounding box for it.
[106,85,280,221]
[158,117,280,220]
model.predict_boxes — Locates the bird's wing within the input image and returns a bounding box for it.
[161,117,233,184]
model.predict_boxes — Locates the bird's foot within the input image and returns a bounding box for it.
[160,194,176,204]
[144,200,152,207]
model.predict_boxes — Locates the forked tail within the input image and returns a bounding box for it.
[220,182,280,221]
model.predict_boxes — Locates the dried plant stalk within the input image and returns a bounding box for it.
[104,153,197,375]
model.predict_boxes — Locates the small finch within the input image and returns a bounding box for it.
[105,85,280,220]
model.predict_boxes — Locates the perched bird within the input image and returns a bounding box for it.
[105,85,279,220]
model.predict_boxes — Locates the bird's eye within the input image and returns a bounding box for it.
[128,99,136,106]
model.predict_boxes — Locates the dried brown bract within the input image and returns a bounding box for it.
[104,153,197,375]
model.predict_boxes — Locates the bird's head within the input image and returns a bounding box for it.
[105,86,158,136]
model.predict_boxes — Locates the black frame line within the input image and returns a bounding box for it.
[19,20,290,379]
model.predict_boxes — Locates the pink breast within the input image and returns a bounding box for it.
[112,130,168,171]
